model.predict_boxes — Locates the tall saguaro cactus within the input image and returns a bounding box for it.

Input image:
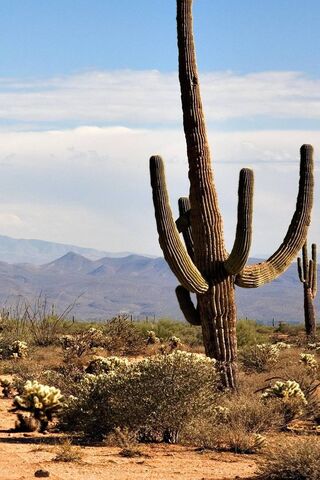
[149,0,314,388]
[297,242,317,338]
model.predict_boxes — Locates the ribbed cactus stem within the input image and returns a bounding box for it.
[236,145,314,288]
[224,168,254,275]
[150,155,208,294]
[297,257,304,282]
[177,197,194,260]
[311,243,317,297]
[175,285,201,325]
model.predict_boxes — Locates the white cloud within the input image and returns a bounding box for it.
[0,126,318,256]
[0,70,319,125]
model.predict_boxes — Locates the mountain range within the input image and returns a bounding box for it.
[0,236,317,324]
[0,235,133,264]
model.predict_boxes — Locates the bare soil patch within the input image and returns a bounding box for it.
[0,397,257,480]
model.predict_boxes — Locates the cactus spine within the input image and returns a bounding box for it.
[297,242,317,337]
[149,0,314,388]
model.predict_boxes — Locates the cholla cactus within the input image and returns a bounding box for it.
[86,356,130,375]
[262,380,307,404]
[168,336,181,350]
[9,340,28,358]
[262,380,307,421]
[300,353,318,371]
[13,380,64,432]
[307,342,320,353]
[275,342,291,349]
[146,330,160,345]
[1,378,13,398]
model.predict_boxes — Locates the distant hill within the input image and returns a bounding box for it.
[0,250,317,324]
[0,235,133,264]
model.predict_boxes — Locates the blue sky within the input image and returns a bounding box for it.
[0,0,318,257]
[1,0,320,76]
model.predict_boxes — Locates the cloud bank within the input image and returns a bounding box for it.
[0,70,319,126]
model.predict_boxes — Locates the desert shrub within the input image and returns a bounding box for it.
[182,391,281,453]
[240,343,280,372]
[257,438,320,480]
[136,318,203,347]
[53,438,83,463]
[61,350,218,442]
[60,327,106,360]
[12,380,64,432]
[103,315,146,355]
[236,319,269,347]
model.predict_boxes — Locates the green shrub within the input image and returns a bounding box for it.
[103,315,146,355]
[182,391,282,453]
[240,343,280,372]
[236,319,268,347]
[257,438,320,480]
[61,350,218,442]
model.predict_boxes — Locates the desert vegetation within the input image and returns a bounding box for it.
[0,313,320,478]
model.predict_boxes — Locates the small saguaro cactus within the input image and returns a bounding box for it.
[149,0,314,389]
[297,242,317,337]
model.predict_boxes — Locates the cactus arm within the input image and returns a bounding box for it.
[311,244,317,298]
[302,242,309,280]
[297,257,305,283]
[176,285,201,326]
[176,197,194,260]
[224,168,254,275]
[235,144,314,288]
[150,155,208,294]
[308,260,314,291]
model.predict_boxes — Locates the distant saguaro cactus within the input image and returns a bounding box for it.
[149,0,314,388]
[297,242,317,337]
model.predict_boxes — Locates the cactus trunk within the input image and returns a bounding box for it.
[198,279,237,389]
[304,287,316,338]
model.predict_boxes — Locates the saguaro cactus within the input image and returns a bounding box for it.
[297,242,317,337]
[149,0,314,388]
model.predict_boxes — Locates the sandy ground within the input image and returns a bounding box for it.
[0,396,257,480]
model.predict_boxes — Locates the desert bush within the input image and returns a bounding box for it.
[257,437,320,480]
[60,327,106,360]
[103,315,146,355]
[236,319,269,347]
[53,438,83,463]
[61,350,218,442]
[182,391,281,453]
[12,380,64,432]
[240,343,280,372]
[136,318,203,347]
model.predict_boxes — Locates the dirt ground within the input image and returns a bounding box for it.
[0,397,257,480]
